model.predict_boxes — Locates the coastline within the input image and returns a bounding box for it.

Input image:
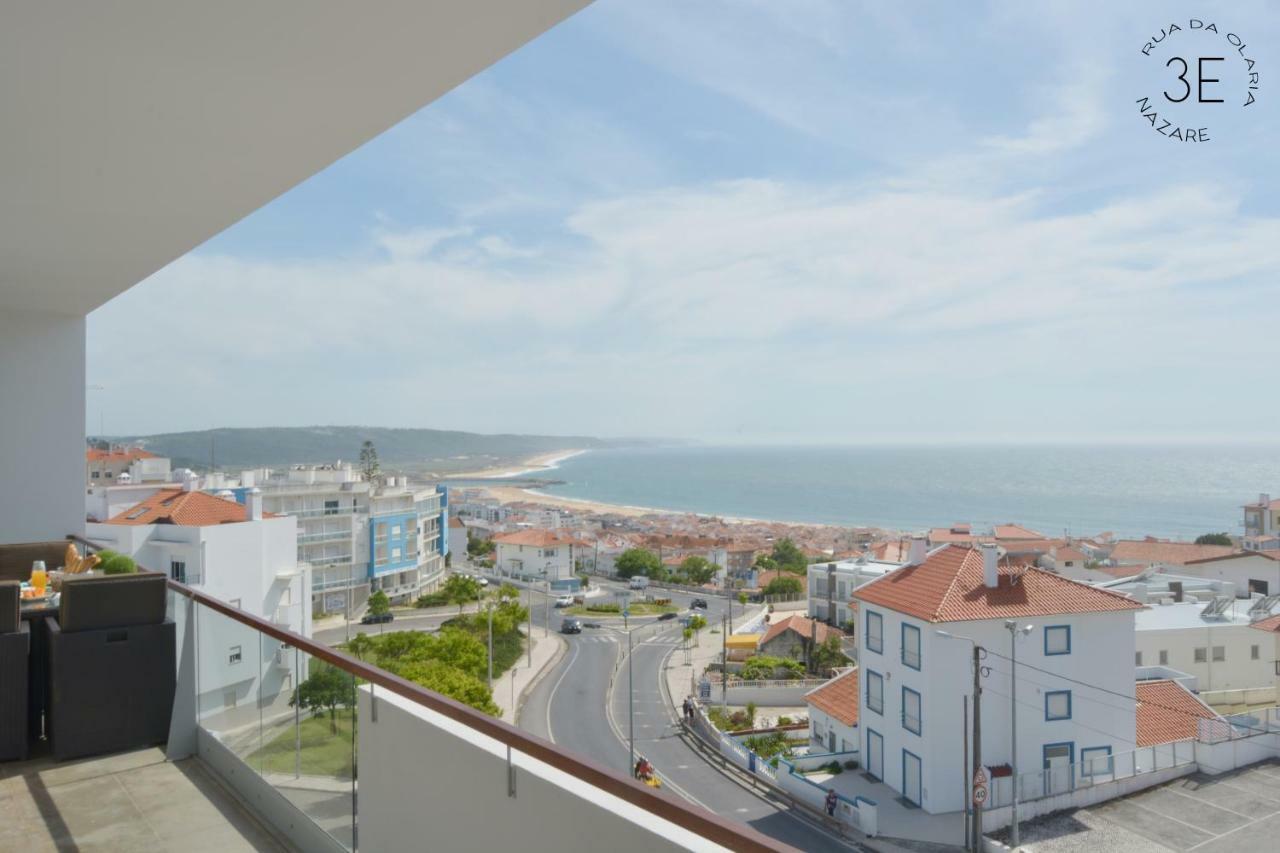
[448,448,588,479]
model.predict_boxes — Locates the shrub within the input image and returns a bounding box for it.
[97,549,137,575]
[843,759,858,770]
[415,591,451,608]
[776,715,792,726]
[743,731,792,759]
[585,602,621,613]
[825,760,843,775]
[740,655,806,681]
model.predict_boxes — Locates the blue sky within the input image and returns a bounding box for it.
[90,1,1280,443]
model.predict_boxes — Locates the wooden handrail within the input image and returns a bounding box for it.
[66,534,790,852]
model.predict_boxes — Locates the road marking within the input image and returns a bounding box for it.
[542,638,581,745]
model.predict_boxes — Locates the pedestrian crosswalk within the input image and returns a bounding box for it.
[570,634,685,647]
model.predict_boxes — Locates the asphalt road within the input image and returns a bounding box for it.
[519,581,856,852]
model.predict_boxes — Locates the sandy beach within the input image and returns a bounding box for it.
[448,448,587,479]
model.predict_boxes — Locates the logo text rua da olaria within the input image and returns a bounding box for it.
[1137,18,1259,142]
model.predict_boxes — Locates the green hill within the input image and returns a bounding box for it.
[112,426,614,474]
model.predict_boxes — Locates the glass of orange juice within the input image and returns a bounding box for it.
[31,560,47,595]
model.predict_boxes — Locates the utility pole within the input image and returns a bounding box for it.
[972,643,983,853]
[1005,620,1031,848]
[721,612,728,709]
[526,581,533,667]
[487,599,494,690]
[963,695,970,851]
[627,628,635,771]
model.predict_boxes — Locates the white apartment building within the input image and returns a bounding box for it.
[1133,597,1277,693]
[493,529,586,587]
[85,446,171,484]
[238,464,449,612]
[807,552,906,629]
[87,484,309,636]
[1182,551,1280,597]
[853,542,1144,814]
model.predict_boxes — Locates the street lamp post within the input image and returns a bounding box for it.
[628,627,635,771]
[487,597,495,690]
[937,629,986,853]
[1005,620,1033,848]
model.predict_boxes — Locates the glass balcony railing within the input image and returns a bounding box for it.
[161,579,779,852]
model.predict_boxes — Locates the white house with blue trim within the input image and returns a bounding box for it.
[852,541,1145,814]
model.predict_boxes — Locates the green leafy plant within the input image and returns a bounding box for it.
[96,549,137,575]
[615,548,663,579]
[367,589,391,616]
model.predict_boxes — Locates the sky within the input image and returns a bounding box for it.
[89,1,1280,444]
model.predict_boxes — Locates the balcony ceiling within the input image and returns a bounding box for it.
[0,0,591,315]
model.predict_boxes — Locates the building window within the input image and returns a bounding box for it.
[1135,651,1143,666]
[1159,650,1168,666]
[324,499,339,515]
[865,670,884,715]
[1044,625,1071,656]
[169,560,186,583]
[901,686,922,735]
[1252,644,1260,661]
[91,471,100,479]
[1194,647,1207,663]
[1045,690,1072,721]
[901,623,921,670]
[1212,646,1226,663]
[1080,746,1114,777]
[866,611,883,654]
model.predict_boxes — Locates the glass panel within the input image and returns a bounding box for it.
[196,603,266,767]
[281,647,356,850]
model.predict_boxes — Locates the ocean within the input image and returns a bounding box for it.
[535,445,1280,540]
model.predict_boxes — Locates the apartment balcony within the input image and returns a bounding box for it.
[2,560,780,852]
[297,530,353,546]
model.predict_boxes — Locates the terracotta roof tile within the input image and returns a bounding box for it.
[1135,680,1219,746]
[86,447,157,463]
[107,488,271,526]
[805,668,858,727]
[1109,540,1236,566]
[853,545,1144,623]
[759,614,844,647]
[1249,614,1280,633]
[492,529,588,548]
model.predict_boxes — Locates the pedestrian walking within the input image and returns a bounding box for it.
[825,788,838,817]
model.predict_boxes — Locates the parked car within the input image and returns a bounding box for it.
[560,618,583,635]
[554,595,574,608]
[690,598,708,610]
[476,576,489,587]
[361,611,394,625]
[628,576,650,590]
[657,611,677,621]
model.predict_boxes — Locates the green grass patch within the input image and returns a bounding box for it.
[565,601,677,617]
[250,709,355,778]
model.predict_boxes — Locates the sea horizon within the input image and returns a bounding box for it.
[529,443,1280,541]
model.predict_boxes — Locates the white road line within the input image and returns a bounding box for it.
[542,638,580,745]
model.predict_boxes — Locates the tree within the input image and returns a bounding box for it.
[393,659,501,716]
[1195,532,1233,546]
[359,440,381,484]
[466,532,494,557]
[615,548,662,579]
[677,556,718,586]
[443,574,481,615]
[769,538,808,573]
[367,589,391,616]
[763,575,803,596]
[291,662,355,734]
[496,582,521,602]
[737,592,748,606]
[810,635,851,675]
[753,554,778,572]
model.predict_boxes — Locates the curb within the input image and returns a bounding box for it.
[512,630,568,726]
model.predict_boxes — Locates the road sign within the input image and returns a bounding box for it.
[972,767,988,787]
[972,784,988,806]
[622,609,630,618]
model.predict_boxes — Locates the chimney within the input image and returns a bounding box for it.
[182,471,199,492]
[907,536,928,567]
[980,542,999,588]
[1132,583,1148,604]
[241,470,256,488]
[246,487,263,521]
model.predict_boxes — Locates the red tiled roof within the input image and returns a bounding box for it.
[759,614,844,647]
[806,668,858,727]
[853,545,1144,623]
[87,447,156,463]
[1135,680,1219,746]
[1249,614,1280,633]
[1109,540,1236,566]
[1185,550,1280,565]
[492,529,587,548]
[993,524,1046,540]
[107,488,272,526]
[448,516,466,529]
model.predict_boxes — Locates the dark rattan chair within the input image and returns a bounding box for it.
[45,573,174,761]
[0,581,30,760]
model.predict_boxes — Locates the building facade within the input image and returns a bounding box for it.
[853,543,1144,814]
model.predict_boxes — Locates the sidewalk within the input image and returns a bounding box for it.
[497,625,566,725]
[664,604,765,711]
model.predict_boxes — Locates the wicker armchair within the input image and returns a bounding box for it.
[45,573,174,761]
[0,581,30,760]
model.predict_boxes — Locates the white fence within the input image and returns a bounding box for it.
[1197,706,1280,742]
[687,705,878,837]
[985,740,1196,812]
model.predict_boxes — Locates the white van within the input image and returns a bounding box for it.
[628,576,649,590]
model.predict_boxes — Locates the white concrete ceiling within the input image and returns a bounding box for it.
[0,0,591,315]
